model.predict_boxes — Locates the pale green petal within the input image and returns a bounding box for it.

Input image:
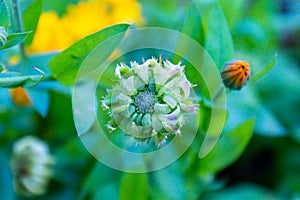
[153,62,181,86]
[154,103,171,114]
[134,76,145,90]
[163,95,177,109]
[152,114,163,131]
[120,76,137,95]
[113,93,132,106]
[132,61,149,84]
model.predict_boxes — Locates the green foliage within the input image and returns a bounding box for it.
[0,0,299,199]
[43,0,81,16]
[151,167,186,200]
[198,119,254,176]
[180,1,204,45]
[49,23,131,85]
[138,0,188,29]
[218,0,246,28]
[205,4,234,70]
[0,0,41,49]
[250,53,277,83]
[0,71,43,88]
[79,163,120,200]
[0,31,31,49]
[22,0,43,45]
[120,173,149,200]
[0,0,10,29]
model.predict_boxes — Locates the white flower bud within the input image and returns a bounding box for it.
[10,136,54,197]
[101,57,198,146]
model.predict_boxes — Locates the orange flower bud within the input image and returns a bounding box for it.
[10,87,31,107]
[221,60,250,90]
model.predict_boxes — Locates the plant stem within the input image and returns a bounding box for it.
[212,83,226,104]
[11,0,26,60]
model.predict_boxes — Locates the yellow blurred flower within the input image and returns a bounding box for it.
[10,87,32,107]
[27,0,143,53]
[8,55,21,66]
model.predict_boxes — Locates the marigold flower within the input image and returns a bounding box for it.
[10,136,54,197]
[101,57,198,147]
[27,0,143,53]
[221,60,250,90]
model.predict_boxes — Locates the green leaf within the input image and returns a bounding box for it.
[0,71,43,88]
[22,0,43,45]
[218,0,246,28]
[19,0,35,11]
[0,0,10,29]
[79,162,120,200]
[205,5,234,70]
[180,1,204,45]
[151,168,185,200]
[138,0,187,30]
[173,1,205,63]
[249,53,277,83]
[198,119,254,176]
[43,0,80,17]
[120,173,148,200]
[0,31,31,49]
[225,86,286,137]
[49,23,131,85]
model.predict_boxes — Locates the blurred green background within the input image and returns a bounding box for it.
[0,0,300,199]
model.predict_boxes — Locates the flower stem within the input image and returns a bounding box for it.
[212,83,226,104]
[11,0,26,60]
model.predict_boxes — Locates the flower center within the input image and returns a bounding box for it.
[134,90,156,113]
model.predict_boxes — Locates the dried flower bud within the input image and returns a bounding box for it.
[221,60,250,90]
[10,136,54,197]
[10,87,31,107]
[101,57,198,146]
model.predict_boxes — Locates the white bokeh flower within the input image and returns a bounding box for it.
[10,136,54,197]
[101,57,198,146]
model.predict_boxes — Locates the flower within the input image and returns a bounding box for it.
[221,60,250,90]
[101,57,198,147]
[10,87,31,107]
[10,136,54,197]
[26,0,143,53]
